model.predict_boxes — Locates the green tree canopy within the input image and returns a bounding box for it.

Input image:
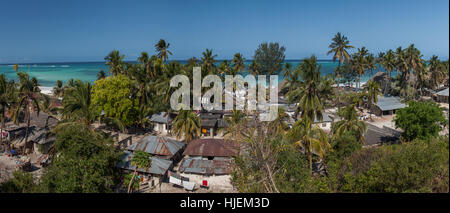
[91,75,139,126]
[394,101,447,142]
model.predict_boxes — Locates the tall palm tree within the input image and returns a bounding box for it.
[127,150,151,193]
[62,80,97,125]
[248,61,261,76]
[231,53,246,74]
[104,50,125,77]
[0,74,10,145]
[218,60,232,77]
[14,72,41,154]
[327,32,354,90]
[428,55,444,90]
[380,50,396,93]
[366,53,377,77]
[172,109,201,143]
[201,49,218,75]
[331,105,367,144]
[352,47,369,89]
[289,117,330,173]
[155,39,172,64]
[364,80,382,120]
[287,56,327,122]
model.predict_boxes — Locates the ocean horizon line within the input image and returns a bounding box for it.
[0,59,337,66]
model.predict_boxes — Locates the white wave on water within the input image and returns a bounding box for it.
[38,86,54,96]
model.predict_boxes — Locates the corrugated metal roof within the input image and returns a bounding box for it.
[201,119,217,128]
[117,151,172,175]
[436,88,449,97]
[126,136,184,157]
[149,112,172,124]
[179,157,234,175]
[183,139,238,157]
[375,95,406,111]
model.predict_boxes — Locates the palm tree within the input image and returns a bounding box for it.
[231,53,246,74]
[268,107,289,135]
[287,56,326,122]
[53,80,64,98]
[155,39,172,64]
[352,47,369,89]
[380,50,396,93]
[201,49,218,75]
[104,50,125,76]
[127,150,152,193]
[331,105,367,144]
[366,53,377,77]
[282,63,293,79]
[172,109,201,143]
[327,32,354,90]
[62,80,97,125]
[289,117,330,174]
[218,60,232,77]
[364,80,382,120]
[14,72,41,154]
[222,109,248,154]
[429,55,444,90]
[0,74,10,145]
[97,70,106,80]
[138,52,154,80]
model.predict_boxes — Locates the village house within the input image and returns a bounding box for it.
[125,135,185,161]
[117,150,173,188]
[149,112,174,135]
[370,95,406,116]
[178,138,238,191]
[434,88,449,103]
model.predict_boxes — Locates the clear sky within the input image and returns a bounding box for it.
[0,0,448,63]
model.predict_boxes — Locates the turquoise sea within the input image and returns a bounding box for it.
[0,60,383,87]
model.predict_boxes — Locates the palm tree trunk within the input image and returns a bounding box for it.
[23,110,31,154]
[337,61,341,107]
[128,169,138,193]
[308,151,313,175]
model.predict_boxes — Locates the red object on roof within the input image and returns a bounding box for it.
[202,180,208,186]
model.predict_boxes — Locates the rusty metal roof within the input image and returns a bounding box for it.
[179,157,234,175]
[117,151,172,175]
[126,136,185,157]
[201,119,217,128]
[183,139,238,157]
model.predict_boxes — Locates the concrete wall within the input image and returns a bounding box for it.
[179,173,234,191]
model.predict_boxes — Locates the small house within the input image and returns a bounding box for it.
[435,88,449,103]
[149,112,174,135]
[126,135,185,162]
[370,95,406,116]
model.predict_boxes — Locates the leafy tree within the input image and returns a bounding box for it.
[0,170,37,193]
[0,74,10,145]
[40,123,121,192]
[331,137,449,192]
[231,53,246,74]
[394,101,447,142]
[127,150,151,193]
[253,42,286,76]
[91,75,139,126]
[97,70,106,80]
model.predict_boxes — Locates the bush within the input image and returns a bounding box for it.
[331,137,449,192]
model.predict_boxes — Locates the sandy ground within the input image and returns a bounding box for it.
[0,154,22,183]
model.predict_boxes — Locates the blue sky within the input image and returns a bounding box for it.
[0,0,448,63]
